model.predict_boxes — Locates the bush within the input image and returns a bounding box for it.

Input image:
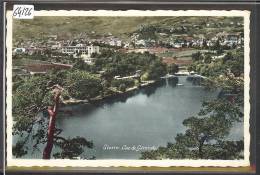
[65,70,102,100]
[147,61,167,80]
[111,78,135,89]
[167,63,179,74]
[118,84,127,92]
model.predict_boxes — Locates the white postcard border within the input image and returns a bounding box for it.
[6,10,251,167]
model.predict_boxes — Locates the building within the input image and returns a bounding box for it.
[135,39,146,46]
[222,34,241,47]
[87,45,100,57]
[73,45,100,64]
[123,42,130,48]
[61,44,100,56]
[51,43,62,50]
[171,43,182,48]
[61,44,88,54]
[105,37,123,47]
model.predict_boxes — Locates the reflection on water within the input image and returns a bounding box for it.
[15,76,244,159]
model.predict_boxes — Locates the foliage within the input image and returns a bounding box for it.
[111,78,135,91]
[53,137,93,159]
[94,50,166,82]
[211,38,223,54]
[12,71,93,159]
[188,49,243,99]
[191,51,203,61]
[146,60,167,80]
[167,63,179,74]
[118,84,127,92]
[198,99,243,122]
[13,76,53,137]
[73,58,92,71]
[137,24,158,41]
[140,99,243,160]
[204,55,212,64]
[65,70,102,100]
[12,140,28,157]
[223,52,244,77]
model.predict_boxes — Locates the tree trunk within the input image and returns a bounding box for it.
[198,136,206,159]
[42,113,56,159]
[198,143,203,159]
[42,93,60,159]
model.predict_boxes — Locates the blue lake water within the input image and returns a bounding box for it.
[13,76,243,159]
[53,77,243,159]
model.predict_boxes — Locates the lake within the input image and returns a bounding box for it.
[52,76,243,159]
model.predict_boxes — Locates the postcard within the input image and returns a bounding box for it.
[6,10,250,168]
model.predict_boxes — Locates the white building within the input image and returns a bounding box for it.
[51,43,62,50]
[61,44,100,56]
[172,43,182,48]
[116,40,122,47]
[87,45,100,57]
[61,44,88,54]
[74,45,100,65]
[136,39,146,46]
[123,42,130,48]
[223,34,240,47]
[108,39,122,47]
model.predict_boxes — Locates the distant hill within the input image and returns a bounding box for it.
[13,16,243,42]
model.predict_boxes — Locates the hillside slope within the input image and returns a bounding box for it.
[13,16,243,41]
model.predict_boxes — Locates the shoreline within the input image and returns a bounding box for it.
[61,79,161,106]
[60,73,210,107]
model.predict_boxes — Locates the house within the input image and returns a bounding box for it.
[61,44,100,56]
[108,40,116,46]
[108,38,122,47]
[172,43,182,48]
[27,47,46,55]
[135,39,146,46]
[51,43,62,50]
[61,44,88,54]
[123,42,130,48]
[223,33,241,46]
[87,45,100,57]
[74,45,101,64]
[227,34,240,42]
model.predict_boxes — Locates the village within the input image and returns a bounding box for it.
[13,28,243,77]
